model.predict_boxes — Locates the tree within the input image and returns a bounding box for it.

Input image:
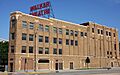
[0,41,8,71]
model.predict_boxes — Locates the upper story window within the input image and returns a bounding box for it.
[106,31,108,36]
[29,22,34,29]
[59,49,62,55]
[39,47,43,54]
[45,36,49,43]
[75,40,78,46]
[11,19,16,28]
[22,21,27,28]
[21,46,26,53]
[70,30,74,36]
[59,38,62,44]
[39,35,43,42]
[114,44,116,50]
[109,32,111,36]
[113,33,115,37]
[53,27,57,33]
[66,39,69,45]
[45,48,49,54]
[29,34,34,41]
[75,31,78,37]
[101,30,103,35]
[39,24,43,31]
[85,32,87,36]
[66,29,69,35]
[80,32,84,37]
[11,33,15,40]
[71,40,74,45]
[11,46,14,53]
[53,48,57,54]
[59,28,62,34]
[45,25,49,32]
[92,28,94,33]
[22,33,27,40]
[29,46,33,53]
[98,29,100,34]
[53,38,57,44]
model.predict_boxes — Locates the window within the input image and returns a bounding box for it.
[110,52,112,55]
[59,63,63,70]
[29,46,33,53]
[39,24,43,31]
[70,30,74,36]
[45,36,49,43]
[45,48,49,54]
[11,46,14,53]
[109,32,111,36]
[75,40,78,46]
[11,19,16,28]
[39,47,43,54]
[53,48,57,54]
[113,33,115,37]
[11,33,15,40]
[29,23,34,29]
[21,46,26,53]
[107,51,109,55]
[106,31,108,36]
[59,49,62,55]
[53,38,57,44]
[53,27,57,33]
[80,32,83,37]
[22,33,27,40]
[92,28,94,33]
[85,32,87,36]
[66,39,69,45]
[71,40,74,45]
[98,29,100,34]
[29,34,34,41]
[39,35,43,42]
[38,59,49,63]
[59,38,62,44]
[66,29,69,35]
[45,25,49,32]
[114,44,116,50]
[75,31,78,36]
[101,30,103,34]
[59,28,62,34]
[22,21,27,28]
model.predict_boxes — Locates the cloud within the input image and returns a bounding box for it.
[109,0,120,4]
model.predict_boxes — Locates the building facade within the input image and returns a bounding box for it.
[8,11,120,72]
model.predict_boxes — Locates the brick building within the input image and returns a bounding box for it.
[8,11,120,72]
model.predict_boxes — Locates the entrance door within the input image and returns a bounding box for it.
[10,63,13,72]
[55,63,58,70]
[59,63,63,70]
[70,62,73,69]
[111,62,113,67]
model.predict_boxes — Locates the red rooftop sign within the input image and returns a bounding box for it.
[30,1,51,17]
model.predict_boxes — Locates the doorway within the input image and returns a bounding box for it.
[10,63,13,72]
[70,62,73,69]
[55,63,58,70]
[111,62,113,67]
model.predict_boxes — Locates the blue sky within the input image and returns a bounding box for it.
[0,0,120,40]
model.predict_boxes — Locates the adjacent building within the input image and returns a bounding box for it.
[8,11,120,72]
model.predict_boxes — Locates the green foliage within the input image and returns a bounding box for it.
[0,41,8,65]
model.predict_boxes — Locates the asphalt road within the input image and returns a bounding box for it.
[9,68,120,75]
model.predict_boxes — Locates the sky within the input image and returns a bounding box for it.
[0,0,120,40]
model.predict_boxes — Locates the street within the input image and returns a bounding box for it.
[9,68,120,75]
